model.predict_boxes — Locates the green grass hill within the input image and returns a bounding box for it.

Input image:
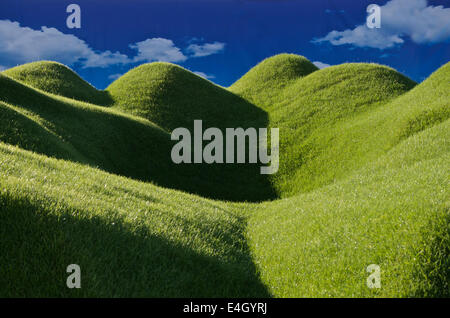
[4,61,113,106]
[107,62,266,132]
[230,57,431,197]
[0,71,275,202]
[230,53,319,108]
[107,62,277,201]
[265,62,446,197]
[0,55,448,297]
[0,142,271,297]
[248,118,449,297]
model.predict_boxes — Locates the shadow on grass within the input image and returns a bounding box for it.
[167,88,278,202]
[0,74,278,202]
[413,210,450,297]
[0,195,271,297]
[89,90,115,107]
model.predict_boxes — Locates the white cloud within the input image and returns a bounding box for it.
[313,0,450,49]
[108,73,123,80]
[313,61,331,69]
[0,20,130,68]
[186,42,225,57]
[82,51,130,68]
[0,65,6,71]
[314,25,404,49]
[193,71,215,79]
[187,37,205,44]
[0,20,224,69]
[131,38,187,63]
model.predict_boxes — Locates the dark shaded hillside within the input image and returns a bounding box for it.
[0,144,271,297]
[0,100,85,162]
[0,56,448,297]
[2,57,448,200]
[0,73,276,202]
[107,62,267,132]
[3,57,448,201]
[232,59,419,196]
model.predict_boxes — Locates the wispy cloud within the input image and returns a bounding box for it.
[108,73,123,80]
[313,61,331,69]
[313,0,450,49]
[186,42,225,57]
[0,20,129,68]
[131,38,187,63]
[0,20,225,69]
[193,71,215,79]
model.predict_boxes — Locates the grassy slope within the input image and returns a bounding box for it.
[230,54,318,108]
[107,62,267,131]
[231,58,420,197]
[270,63,448,197]
[0,72,179,186]
[107,62,276,201]
[244,61,450,297]
[0,143,269,297]
[248,118,449,297]
[0,56,448,297]
[0,115,447,297]
[0,72,275,201]
[0,99,83,162]
[4,61,113,106]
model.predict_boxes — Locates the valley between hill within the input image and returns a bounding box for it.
[1,54,448,297]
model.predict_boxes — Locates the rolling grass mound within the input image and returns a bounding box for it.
[0,72,275,202]
[0,143,270,297]
[260,63,419,196]
[229,53,318,107]
[0,72,172,173]
[106,63,276,202]
[3,61,113,105]
[244,61,449,297]
[107,62,266,131]
[0,56,448,297]
[0,100,82,161]
[248,118,449,297]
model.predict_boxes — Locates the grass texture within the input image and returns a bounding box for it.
[0,55,448,297]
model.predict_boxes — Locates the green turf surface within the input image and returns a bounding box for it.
[0,143,270,297]
[4,61,113,106]
[248,119,449,297]
[0,55,448,297]
[0,72,275,202]
[107,62,267,132]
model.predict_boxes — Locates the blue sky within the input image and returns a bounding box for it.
[0,0,449,89]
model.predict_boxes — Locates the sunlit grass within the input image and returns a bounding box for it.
[0,55,448,297]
